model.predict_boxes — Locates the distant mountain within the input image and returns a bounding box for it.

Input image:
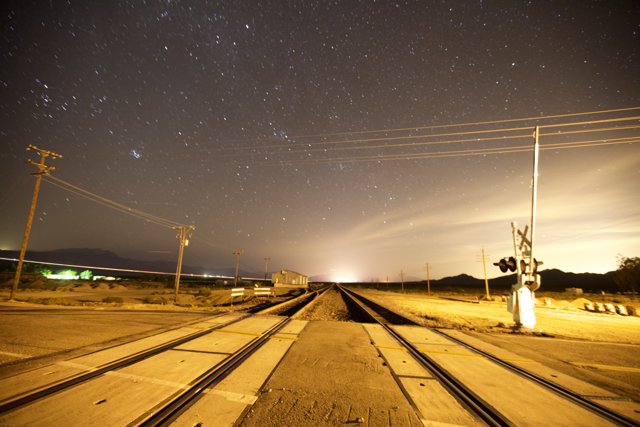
[336,269,618,293]
[0,248,262,278]
[437,274,481,287]
[425,269,617,293]
[0,248,620,291]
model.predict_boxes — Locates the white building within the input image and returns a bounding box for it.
[272,269,309,288]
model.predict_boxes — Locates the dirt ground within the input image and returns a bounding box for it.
[2,281,638,344]
[353,289,640,344]
[0,281,638,424]
[355,288,640,402]
[0,279,299,312]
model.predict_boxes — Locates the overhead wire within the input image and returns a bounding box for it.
[288,105,640,138]
[196,105,640,149]
[270,136,640,165]
[197,112,640,156]
[221,123,639,164]
[33,109,640,218]
[0,257,218,278]
[43,175,186,229]
[217,122,640,159]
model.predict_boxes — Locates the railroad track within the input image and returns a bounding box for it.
[0,286,328,426]
[338,285,639,426]
[1,284,635,426]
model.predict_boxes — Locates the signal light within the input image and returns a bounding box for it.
[529,258,542,274]
[494,257,517,273]
[494,257,543,274]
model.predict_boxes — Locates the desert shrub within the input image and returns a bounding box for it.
[26,297,73,306]
[102,296,124,304]
[143,295,167,305]
[25,278,57,291]
[197,287,212,297]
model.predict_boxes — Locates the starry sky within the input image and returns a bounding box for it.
[1,1,639,282]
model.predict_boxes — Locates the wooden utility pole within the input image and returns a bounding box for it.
[263,257,270,280]
[11,145,62,300]
[424,262,431,295]
[233,249,243,286]
[400,270,405,293]
[481,248,491,300]
[173,225,195,302]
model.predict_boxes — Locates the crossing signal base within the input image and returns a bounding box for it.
[494,222,543,330]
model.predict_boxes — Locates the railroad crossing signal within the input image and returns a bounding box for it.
[494,256,541,275]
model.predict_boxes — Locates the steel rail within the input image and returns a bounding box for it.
[337,285,511,426]
[434,328,639,427]
[0,285,320,415]
[343,286,639,427]
[137,317,291,426]
[0,286,323,423]
[138,287,333,425]
[0,313,249,414]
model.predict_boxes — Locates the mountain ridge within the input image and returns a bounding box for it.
[0,248,619,291]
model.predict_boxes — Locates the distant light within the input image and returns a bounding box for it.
[46,270,79,280]
[330,273,359,283]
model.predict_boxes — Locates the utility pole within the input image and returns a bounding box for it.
[400,270,405,293]
[481,248,490,300]
[173,225,195,303]
[233,249,243,286]
[11,145,62,300]
[263,257,270,280]
[528,126,540,285]
[424,262,431,295]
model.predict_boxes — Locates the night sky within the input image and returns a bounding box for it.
[1,1,639,282]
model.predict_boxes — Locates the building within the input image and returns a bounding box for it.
[272,269,309,288]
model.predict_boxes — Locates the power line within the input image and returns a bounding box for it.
[282,123,640,158]
[43,175,186,229]
[288,106,640,139]
[0,256,222,279]
[193,113,640,157]
[271,136,640,166]
[290,115,639,149]
[208,122,640,163]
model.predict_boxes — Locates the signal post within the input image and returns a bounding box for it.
[493,127,542,330]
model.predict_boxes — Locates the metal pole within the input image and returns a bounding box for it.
[510,222,520,276]
[11,145,61,300]
[233,250,243,286]
[529,127,540,283]
[263,257,270,280]
[481,248,490,299]
[425,263,431,295]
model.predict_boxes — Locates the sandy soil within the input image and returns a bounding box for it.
[0,279,301,312]
[356,289,640,344]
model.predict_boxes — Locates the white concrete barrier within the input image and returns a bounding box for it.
[230,287,245,306]
[254,287,274,297]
